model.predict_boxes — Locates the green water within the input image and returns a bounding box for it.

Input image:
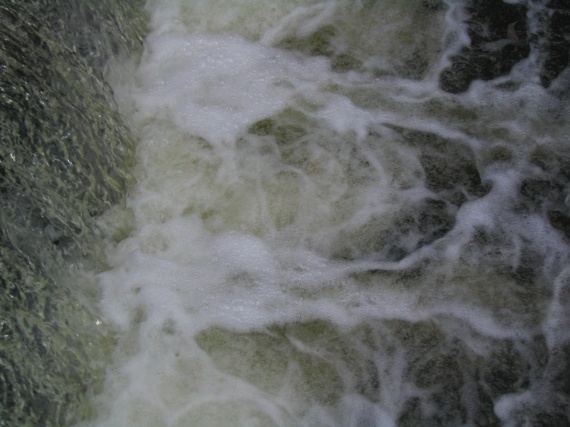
[0,1,145,425]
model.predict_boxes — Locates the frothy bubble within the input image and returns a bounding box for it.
[85,0,570,425]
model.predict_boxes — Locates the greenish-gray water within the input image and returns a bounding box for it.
[0,1,145,425]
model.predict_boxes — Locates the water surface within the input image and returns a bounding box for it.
[84,1,570,425]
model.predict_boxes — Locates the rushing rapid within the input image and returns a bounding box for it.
[77,1,570,426]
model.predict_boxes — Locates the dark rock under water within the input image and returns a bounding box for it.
[440,0,570,93]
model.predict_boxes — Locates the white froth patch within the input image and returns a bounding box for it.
[94,211,421,426]
[98,215,419,335]
[129,28,385,146]
[86,1,570,426]
[133,33,318,142]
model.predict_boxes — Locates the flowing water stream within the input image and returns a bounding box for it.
[3,0,569,426]
[76,1,570,425]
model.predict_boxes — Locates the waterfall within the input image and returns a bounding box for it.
[2,1,569,426]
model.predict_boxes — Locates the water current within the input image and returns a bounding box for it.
[82,0,570,425]
[2,0,570,426]
[76,1,570,425]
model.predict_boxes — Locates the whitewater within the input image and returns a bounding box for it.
[76,1,570,425]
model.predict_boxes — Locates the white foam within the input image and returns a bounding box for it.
[132,33,325,143]
[87,0,570,425]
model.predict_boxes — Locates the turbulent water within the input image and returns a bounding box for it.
[9,0,568,426]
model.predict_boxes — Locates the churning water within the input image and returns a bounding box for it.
[73,0,570,426]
